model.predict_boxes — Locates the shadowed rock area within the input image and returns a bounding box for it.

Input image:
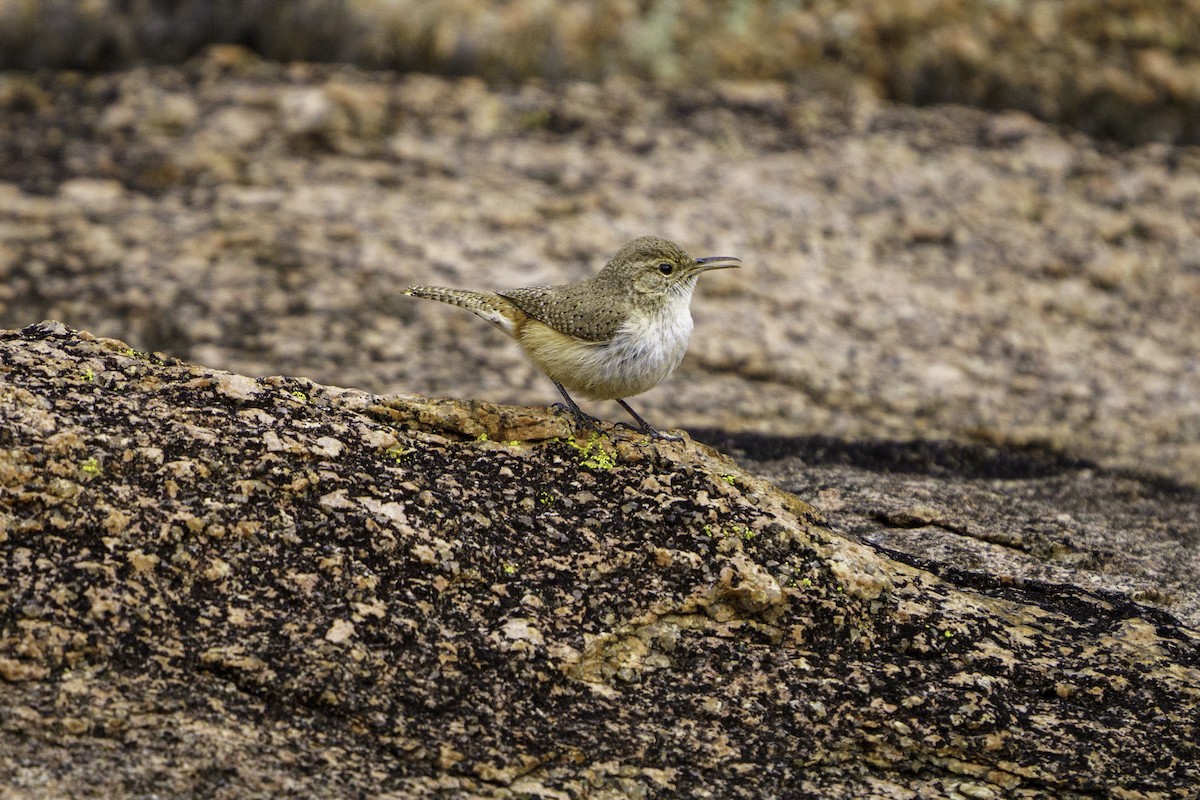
[2,323,1197,799]
[695,431,1200,632]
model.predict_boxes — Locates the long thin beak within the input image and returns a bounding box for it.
[693,255,741,273]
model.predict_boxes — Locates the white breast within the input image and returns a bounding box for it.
[562,299,693,400]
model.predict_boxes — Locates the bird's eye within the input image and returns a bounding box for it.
[658,262,674,275]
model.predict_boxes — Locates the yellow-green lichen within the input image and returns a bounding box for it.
[703,523,756,541]
[568,433,616,470]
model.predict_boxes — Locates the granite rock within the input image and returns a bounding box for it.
[1,322,1197,799]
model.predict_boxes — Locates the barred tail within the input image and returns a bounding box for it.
[401,286,520,335]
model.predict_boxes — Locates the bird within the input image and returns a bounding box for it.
[401,235,740,439]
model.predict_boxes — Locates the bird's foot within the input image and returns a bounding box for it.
[551,402,605,433]
[613,399,682,440]
[613,420,682,441]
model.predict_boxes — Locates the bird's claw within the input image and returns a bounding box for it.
[551,402,604,433]
[612,420,681,441]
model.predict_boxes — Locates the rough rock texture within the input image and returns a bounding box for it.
[4,1,1200,144]
[2,323,1198,799]
[698,431,1200,632]
[0,55,1197,486]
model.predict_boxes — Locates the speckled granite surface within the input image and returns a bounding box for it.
[2,323,1196,798]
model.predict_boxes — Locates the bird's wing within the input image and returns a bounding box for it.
[497,284,627,343]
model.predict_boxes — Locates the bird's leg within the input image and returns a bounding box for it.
[550,381,604,432]
[615,399,681,441]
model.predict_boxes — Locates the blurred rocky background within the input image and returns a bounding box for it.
[5,0,1200,145]
[0,0,1198,483]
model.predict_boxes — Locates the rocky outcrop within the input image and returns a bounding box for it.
[2,323,1197,799]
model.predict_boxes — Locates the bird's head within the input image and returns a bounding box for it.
[600,235,741,302]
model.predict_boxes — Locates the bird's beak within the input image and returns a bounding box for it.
[693,255,741,273]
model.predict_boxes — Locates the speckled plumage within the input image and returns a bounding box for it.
[402,236,740,435]
[499,237,697,342]
[401,286,524,335]
[497,282,626,342]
